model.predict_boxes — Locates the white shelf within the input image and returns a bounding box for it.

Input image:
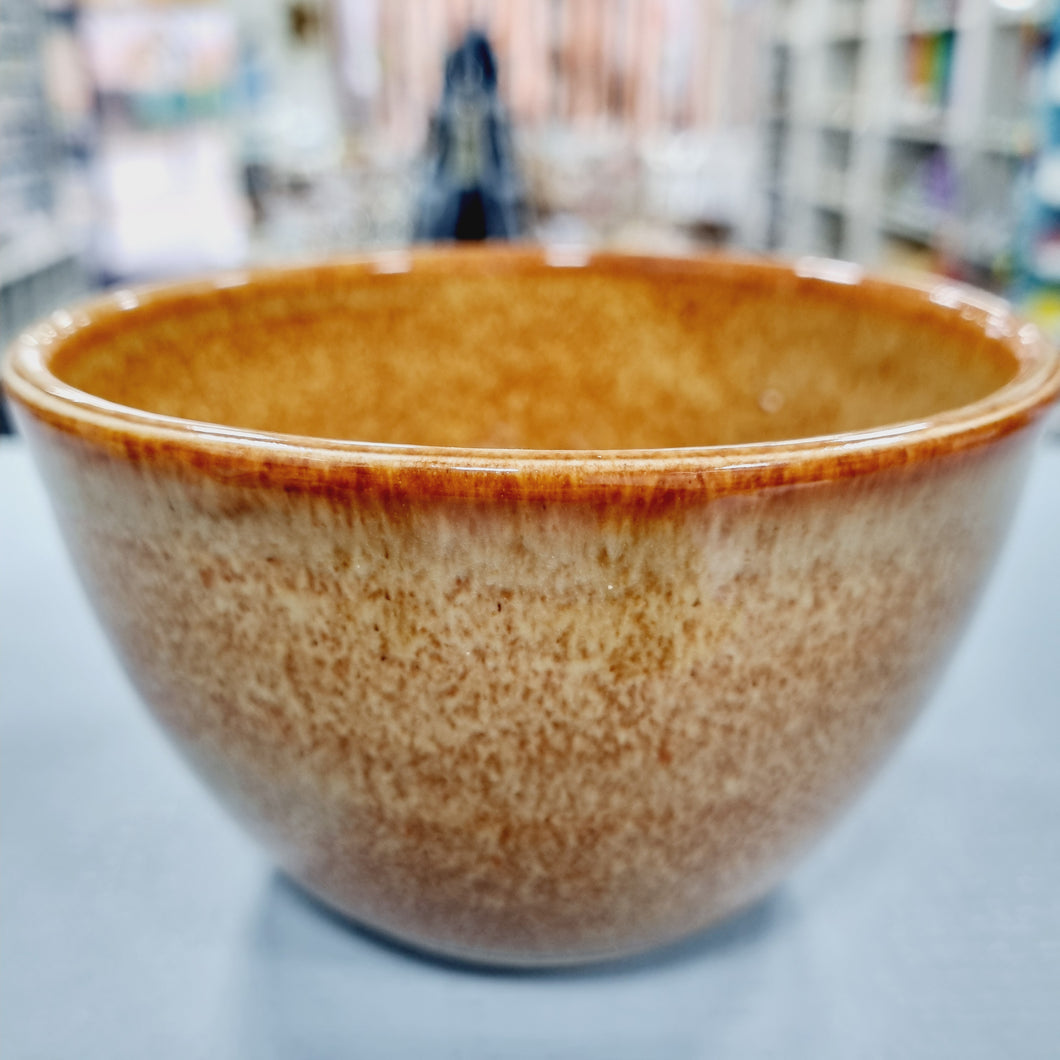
[760,0,1045,286]
[902,16,958,34]
[816,170,851,212]
[825,7,866,39]
[816,111,859,132]
[0,223,81,290]
[889,121,951,146]
[891,100,948,134]
[978,121,1036,156]
[880,205,941,243]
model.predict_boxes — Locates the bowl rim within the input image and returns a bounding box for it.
[4,246,1060,499]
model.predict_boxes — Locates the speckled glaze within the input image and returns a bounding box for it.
[5,249,1059,965]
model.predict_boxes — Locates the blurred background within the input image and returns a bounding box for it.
[3,0,1060,380]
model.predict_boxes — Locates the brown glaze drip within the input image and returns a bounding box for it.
[50,254,1015,452]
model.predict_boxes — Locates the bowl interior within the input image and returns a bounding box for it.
[48,255,1018,450]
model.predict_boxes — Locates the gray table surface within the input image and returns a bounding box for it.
[2,432,1058,1060]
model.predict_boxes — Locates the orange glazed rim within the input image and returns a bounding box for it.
[4,247,1060,500]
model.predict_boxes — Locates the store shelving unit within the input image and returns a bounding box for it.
[761,0,1055,290]
[78,0,249,281]
[0,0,88,432]
[1012,13,1060,336]
[0,0,82,309]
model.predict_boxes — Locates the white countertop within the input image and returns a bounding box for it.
[2,433,1058,1059]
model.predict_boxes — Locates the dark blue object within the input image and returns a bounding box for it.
[414,30,525,242]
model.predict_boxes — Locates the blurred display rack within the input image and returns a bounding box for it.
[24,0,250,284]
[0,0,56,243]
[761,0,1055,290]
[0,0,89,434]
[0,223,85,343]
[1013,12,1060,340]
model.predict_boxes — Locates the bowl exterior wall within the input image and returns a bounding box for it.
[15,408,1035,964]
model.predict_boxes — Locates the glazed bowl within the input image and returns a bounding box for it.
[4,248,1059,966]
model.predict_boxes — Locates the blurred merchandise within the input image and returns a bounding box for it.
[413,30,526,242]
[760,0,1054,290]
[234,0,411,260]
[8,0,1060,320]
[78,1,249,280]
[3,0,767,299]
[901,27,956,121]
[330,0,765,250]
[1,0,89,432]
[1014,11,1060,344]
[91,124,247,279]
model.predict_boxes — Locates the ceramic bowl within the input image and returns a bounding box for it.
[4,248,1059,966]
